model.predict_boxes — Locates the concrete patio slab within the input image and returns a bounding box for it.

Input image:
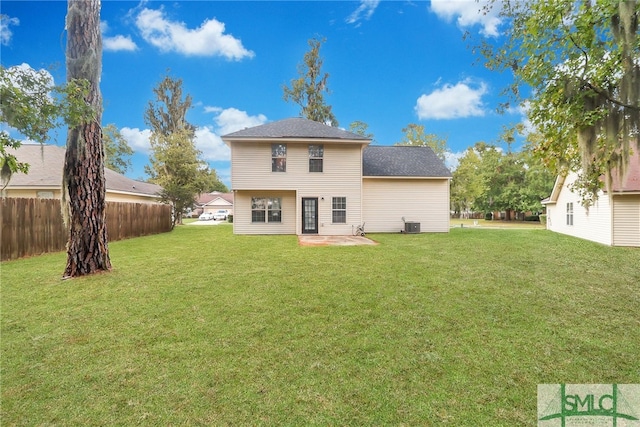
[298,235,378,246]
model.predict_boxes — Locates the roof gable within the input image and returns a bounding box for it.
[206,197,233,206]
[197,192,234,206]
[363,146,452,178]
[222,117,369,142]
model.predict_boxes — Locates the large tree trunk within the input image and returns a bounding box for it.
[62,0,111,278]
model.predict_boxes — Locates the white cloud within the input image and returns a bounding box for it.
[415,80,488,120]
[104,35,138,52]
[194,126,229,161]
[195,107,267,160]
[444,150,465,171]
[120,127,152,153]
[0,15,19,45]
[120,106,266,162]
[430,0,501,37]
[135,8,254,60]
[209,107,268,136]
[203,106,222,114]
[346,0,380,25]
[101,20,138,52]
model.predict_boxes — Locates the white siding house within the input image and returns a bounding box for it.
[543,152,640,247]
[223,118,452,236]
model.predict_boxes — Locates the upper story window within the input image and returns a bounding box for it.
[566,202,574,226]
[272,144,287,172]
[309,145,324,172]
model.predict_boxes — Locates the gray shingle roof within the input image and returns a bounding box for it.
[6,144,162,197]
[363,146,452,178]
[222,117,369,141]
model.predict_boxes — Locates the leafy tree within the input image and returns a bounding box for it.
[145,129,211,226]
[469,142,504,215]
[349,120,375,141]
[519,141,556,213]
[62,0,111,277]
[450,147,484,217]
[283,37,338,126]
[0,64,92,185]
[202,168,229,193]
[102,123,133,174]
[395,123,448,161]
[145,75,196,137]
[490,149,526,220]
[453,138,554,219]
[144,75,212,227]
[476,0,639,207]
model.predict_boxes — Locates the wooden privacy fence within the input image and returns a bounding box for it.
[1,198,173,261]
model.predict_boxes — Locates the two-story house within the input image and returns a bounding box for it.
[222,117,452,236]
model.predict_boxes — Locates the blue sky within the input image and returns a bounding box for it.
[1,0,526,186]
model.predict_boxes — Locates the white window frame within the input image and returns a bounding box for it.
[308,144,324,173]
[332,197,346,224]
[251,197,282,223]
[271,144,287,172]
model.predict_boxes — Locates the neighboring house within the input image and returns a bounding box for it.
[2,144,162,203]
[194,191,234,216]
[222,117,451,235]
[542,151,640,247]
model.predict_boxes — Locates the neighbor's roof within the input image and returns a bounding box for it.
[544,149,640,204]
[6,144,162,197]
[222,117,370,142]
[363,146,452,178]
[197,191,234,206]
[608,149,640,192]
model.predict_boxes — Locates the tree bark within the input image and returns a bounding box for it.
[62,0,111,278]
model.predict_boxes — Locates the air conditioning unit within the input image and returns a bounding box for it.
[404,222,420,233]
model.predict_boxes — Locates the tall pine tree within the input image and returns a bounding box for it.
[62,0,111,278]
[283,37,338,126]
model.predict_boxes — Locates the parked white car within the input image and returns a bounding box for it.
[213,210,229,221]
[199,212,214,221]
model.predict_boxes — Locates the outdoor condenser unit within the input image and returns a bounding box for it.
[404,222,420,233]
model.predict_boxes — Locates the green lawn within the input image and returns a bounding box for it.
[451,218,545,229]
[2,226,638,426]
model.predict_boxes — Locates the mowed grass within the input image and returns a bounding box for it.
[2,225,639,426]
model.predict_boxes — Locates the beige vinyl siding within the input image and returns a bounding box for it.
[231,141,362,189]
[233,190,296,234]
[547,171,612,245]
[363,178,450,233]
[612,195,640,247]
[231,142,363,235]
[1,188,159,204]
[1,188,62,199]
